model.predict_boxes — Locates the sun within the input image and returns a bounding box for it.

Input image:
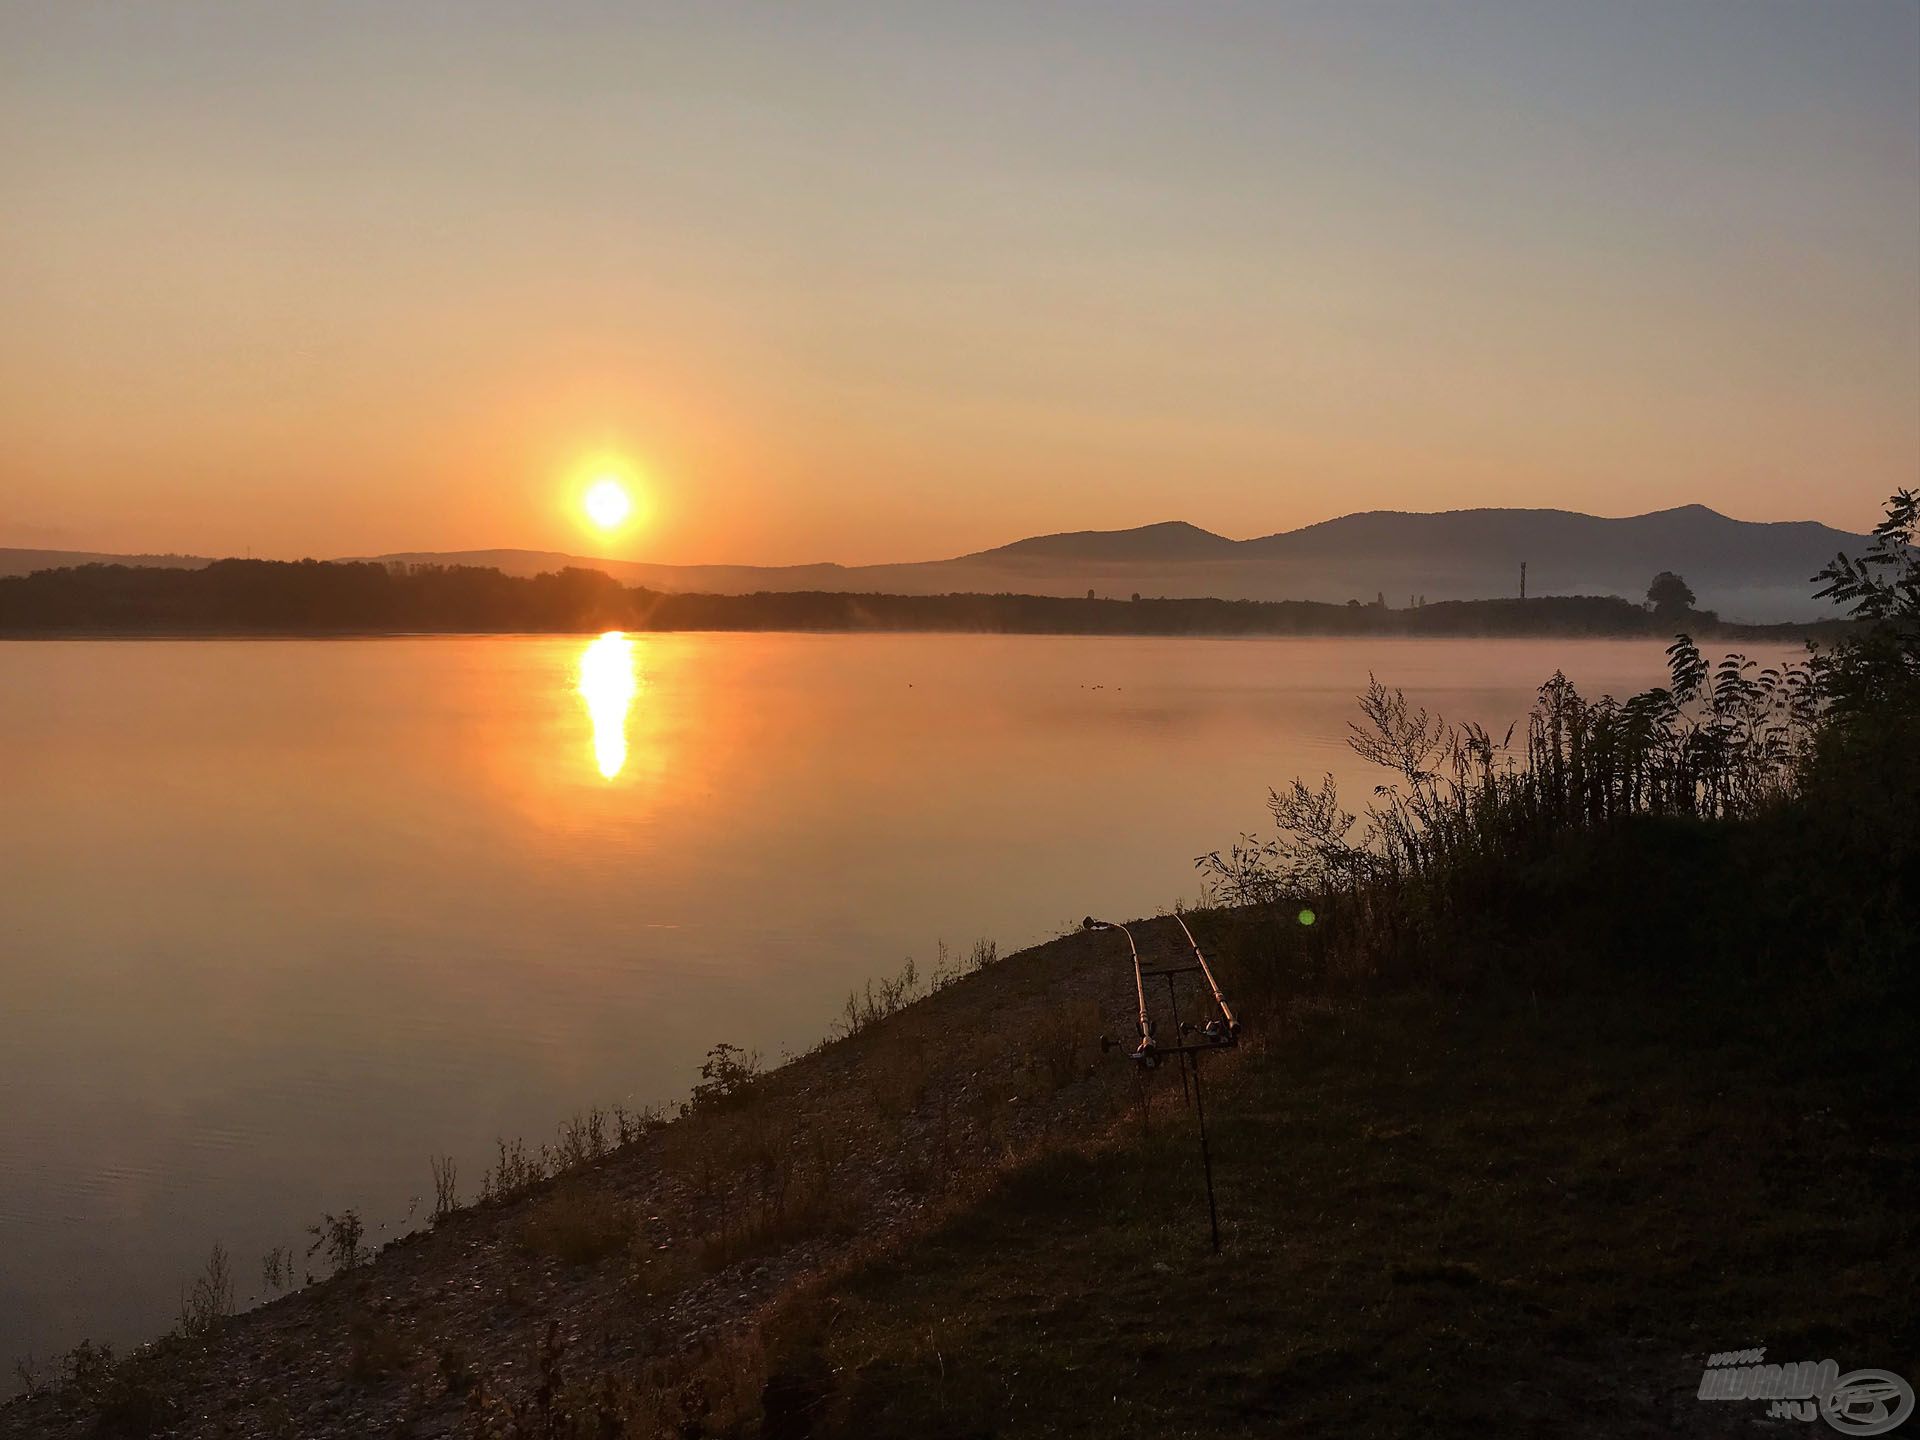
[582,476,634,531]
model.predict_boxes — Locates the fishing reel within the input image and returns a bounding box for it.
[1185,1016,1240,1048]
[1098,1031,1163,1069]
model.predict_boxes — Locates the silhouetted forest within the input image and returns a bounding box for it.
[0,558,1844,640]
[0,561,632,634]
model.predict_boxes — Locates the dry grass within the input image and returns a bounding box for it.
[515,1185,636,1267]
[698,1184,854,1273]
[838,957,920,1038]
[862,1041,935,1122]
[459,1321,768,1439]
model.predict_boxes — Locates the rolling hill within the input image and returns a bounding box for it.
[356,505,1867,622]
[3,505,1872,622]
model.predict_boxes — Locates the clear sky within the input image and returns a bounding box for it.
[3,1,1916,564]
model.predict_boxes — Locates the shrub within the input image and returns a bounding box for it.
[306,1211,368,1276]
[176,1243,234,1337]
[690,1042,763,1111]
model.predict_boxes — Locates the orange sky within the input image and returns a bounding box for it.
[3,3,1916,564]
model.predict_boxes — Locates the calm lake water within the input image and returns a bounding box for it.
[0,632,1768,1373]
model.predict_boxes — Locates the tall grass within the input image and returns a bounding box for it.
[1200,639,1817,980]
[839,957,920,1037]
[1207,636,1816,897]
[838,937,1000,1038]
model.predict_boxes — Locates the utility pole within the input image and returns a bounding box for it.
[1520,561,1527,601]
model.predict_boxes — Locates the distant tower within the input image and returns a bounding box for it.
[1520,561,1527,601]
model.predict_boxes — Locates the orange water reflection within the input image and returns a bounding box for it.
[577,632,638,778]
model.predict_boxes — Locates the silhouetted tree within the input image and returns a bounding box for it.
[1646,571,1696,621]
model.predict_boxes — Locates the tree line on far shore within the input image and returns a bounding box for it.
[0,557,1838,640]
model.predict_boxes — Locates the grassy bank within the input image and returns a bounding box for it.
[761,854,1915,1438]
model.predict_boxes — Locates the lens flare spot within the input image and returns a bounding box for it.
[1297,907,1317,927]
[578,631,637,779]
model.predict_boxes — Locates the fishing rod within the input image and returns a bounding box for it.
[1083,915,1158,1067]
[1173,911,1239,1046]
[1083,914,1240,1251]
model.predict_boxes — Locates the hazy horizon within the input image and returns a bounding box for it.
[0,496,1875,572]
[5,2,1917,565]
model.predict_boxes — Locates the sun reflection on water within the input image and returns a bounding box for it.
[577,631,638,779]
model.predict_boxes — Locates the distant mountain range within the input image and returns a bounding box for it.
[0,505,1871,622]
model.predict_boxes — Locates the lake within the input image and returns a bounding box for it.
[0,632,1768,1374]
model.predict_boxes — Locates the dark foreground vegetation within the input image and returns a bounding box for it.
[3,495,1912,1438]
[0,557,1843,640]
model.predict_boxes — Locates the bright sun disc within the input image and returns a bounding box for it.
[583,477,633,530]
